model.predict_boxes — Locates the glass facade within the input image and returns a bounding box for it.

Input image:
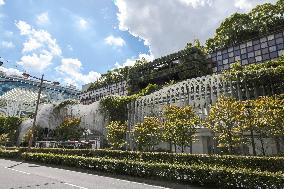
[207,31,284,73]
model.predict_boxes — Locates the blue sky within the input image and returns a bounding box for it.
[0,0,277,88]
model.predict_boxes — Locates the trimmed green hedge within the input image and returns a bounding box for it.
[0,149,20,159]
[22,152,284,189]
[12,148,284,173]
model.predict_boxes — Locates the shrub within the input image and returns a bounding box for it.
[21,152,284,188]
[14,148,284,172]
[0,149,20,159]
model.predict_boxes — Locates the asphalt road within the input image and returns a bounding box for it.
[0,158,204,189]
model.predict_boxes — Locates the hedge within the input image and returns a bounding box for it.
[0,149,20,159]
[21,152,284,189]
[13,148,284,173]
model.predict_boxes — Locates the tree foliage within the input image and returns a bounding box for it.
[54,118,82,141]
[163,105,200,153]
[106,121,128,149]
[206,0,284,52]
[132,117,162,151]
[206,96,244,154]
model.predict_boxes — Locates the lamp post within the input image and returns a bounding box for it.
[27,74,44,149]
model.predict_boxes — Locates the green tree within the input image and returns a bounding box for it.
[54,118,82,141]
[163,105,200,153]
[106,121,127,149]
[132,117,162,151]
[207,96,244,154]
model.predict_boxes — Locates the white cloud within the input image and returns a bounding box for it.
[234,0,254,11]
[18,53,53,71]
[56,58,101,86]
[104,35,126,47]
[115,53,154,68]
[15,20,62,71]
[115,0,277,57]
[76,17,89,30]
[0,66,22,76]
[0,0,4,6]
[36,12,50,25]
[1,41,15,49]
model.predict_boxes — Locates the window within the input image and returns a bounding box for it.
[254,44,260,50]
[223,59,228,64]
[261,48,269,55]
[241,48,247,54]
[269,46,276,52]
[270,52,278,59]
[247,46,253,52]
[275,33,283,39]
[261,42,268,48]
[255,50,261,56]
[260,37,267,43]
[241,59,248,65]
[268,40,276,47]
[276,37,283,45]
[241,54,247,60]
[277,43,284,50]
[223,53,229,59]
[229,52,234,57]
[234,50,241,56]
[246,41,253,47]
[248,52,254,58]
[252,39,260,45]
[248,57,255,64]
[255,56,262,62]
[229,57,235,63]
[262,54,270,61]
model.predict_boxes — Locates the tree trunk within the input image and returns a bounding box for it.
[250,129,256,156]
[259,132,266,156]
[275,137,281,155]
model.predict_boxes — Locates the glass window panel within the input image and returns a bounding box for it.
[252,39,260,45]
[261,48,269,54]
[223,53,229,59]
[229,57,235,63]
[218,60,223,66]
[234,45,240,50]
[268,34,275,41]
[247,41,253,47]
[234,50,241,56]
[240,43,246,49]
[276,37,283,45]
[261,42,268,48]
[277,43,284,50]
[254,44,260,50]
[270,52,278,59]
[241,54,247,59]
[217,55,222,61]
[241,59,248,65]
[224,64,229,69]
[262,54,270,61]
[269,46,276,52]
[278,50,284,56]
[235,56,241,61]
[248,58,255,64]
[255,50,261,56]
[223,59,228,64]
[229,52,234,57]
[228,47,233,52]
[217,51,222,56]
[260,37,267,43]
[248,52,254,58]
[247,46,253,52]
[268,40,276,47]
[255,56,262,62]
[241,48,247,54]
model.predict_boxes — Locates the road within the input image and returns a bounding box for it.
[0,158,203,189]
